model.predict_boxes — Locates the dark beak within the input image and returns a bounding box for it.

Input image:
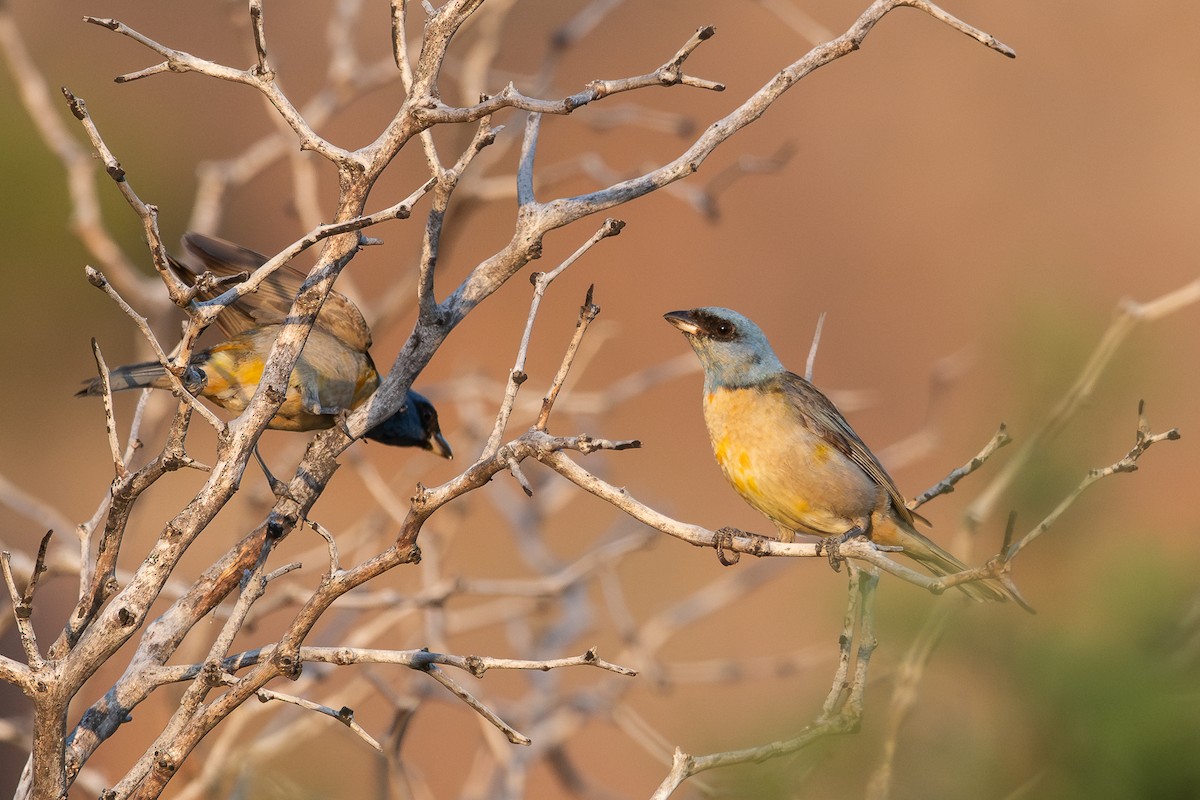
[427,430,453,460]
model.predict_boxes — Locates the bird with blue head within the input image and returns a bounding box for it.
[665,306,1005,602]
[78,233,451,459]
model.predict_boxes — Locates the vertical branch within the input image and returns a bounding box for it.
[516,113,541,207]
[804,312,826,382]
[482,220,622,459]
[1,552,43,669]
[417,118,499,322]
[391,0,417,102]
[866,604,954,800]
[248,0,271,77]
[535,287,601,431]
[88,338,128,480]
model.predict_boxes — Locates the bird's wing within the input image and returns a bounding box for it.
[167,252,257,340]
[178,233,373,350]
[778,372,922,527]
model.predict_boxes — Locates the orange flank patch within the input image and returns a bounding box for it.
[714,434,761,498]
[714,436,729,465]
[202,345,264,399]
[731,473,760,498]
[354,365,379,399]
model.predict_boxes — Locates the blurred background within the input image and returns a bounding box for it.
[1,1,1199,797]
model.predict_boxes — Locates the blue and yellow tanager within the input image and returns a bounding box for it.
[665,307,1004,602]
[78,233,451,458]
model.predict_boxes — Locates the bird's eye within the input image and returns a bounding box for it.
[715,322,733,338]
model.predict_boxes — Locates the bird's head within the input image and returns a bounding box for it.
[664,307,785,390]
[363,390,453,458]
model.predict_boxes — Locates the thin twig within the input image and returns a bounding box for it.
[649,568,879,799]
[535,285,601,431]
[88,338,127,479]
[84,266,224,432]
[1005,402,1180,559]
[804,311,826,382]
[909,423,1012,509]
[965,279,1200,530]
[422,664,532,745]
[0,552,42,669]
[482,220,621,458]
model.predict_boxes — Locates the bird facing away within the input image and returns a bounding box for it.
[78,233,451,459]
[665,306,1004,602]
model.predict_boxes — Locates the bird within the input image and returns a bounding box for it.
[78,232,452,459]
[664,306,1005,602]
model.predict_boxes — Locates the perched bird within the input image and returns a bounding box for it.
[665,307,1004,602]
[78,233,452,459]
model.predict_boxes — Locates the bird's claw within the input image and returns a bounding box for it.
[715,527,741,566]
[817,536,844,572]
[818,526,869,573]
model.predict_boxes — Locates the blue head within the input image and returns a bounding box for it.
[363,389,453,458]
[664,308,786,391]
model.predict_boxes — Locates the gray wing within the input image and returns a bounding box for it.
[776,372,924,528]
[178,233,373,351]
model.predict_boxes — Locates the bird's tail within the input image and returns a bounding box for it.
[76,360,171,397]
[879,519,1009,603]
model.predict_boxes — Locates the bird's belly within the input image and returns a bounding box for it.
[198,345,337,432]
[704,387,874,537]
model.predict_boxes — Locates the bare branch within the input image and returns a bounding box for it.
[88,339,127,479]
[909,423,1012,509]
[422,664,533,745]
[650,568,880,798]
[966,279,1200,529]
[413,25,725,126]
[483,221,620,458]
[1006,402,1180,559]
[0,550,42,670]
[83,15,352,161]
[83,266,224,432]
[536,284,607,431]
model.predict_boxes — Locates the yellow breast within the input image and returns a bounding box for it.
[703,385,854,536]
[201,340,265,412]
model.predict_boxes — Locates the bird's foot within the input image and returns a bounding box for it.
[817,526,868,573]
[713,527,782,566]
[714,527,742,566]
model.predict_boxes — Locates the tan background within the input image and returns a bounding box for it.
[1,1,1199,797]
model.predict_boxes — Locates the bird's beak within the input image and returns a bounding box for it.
[428,430,453,460]
[663,310,700,336]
